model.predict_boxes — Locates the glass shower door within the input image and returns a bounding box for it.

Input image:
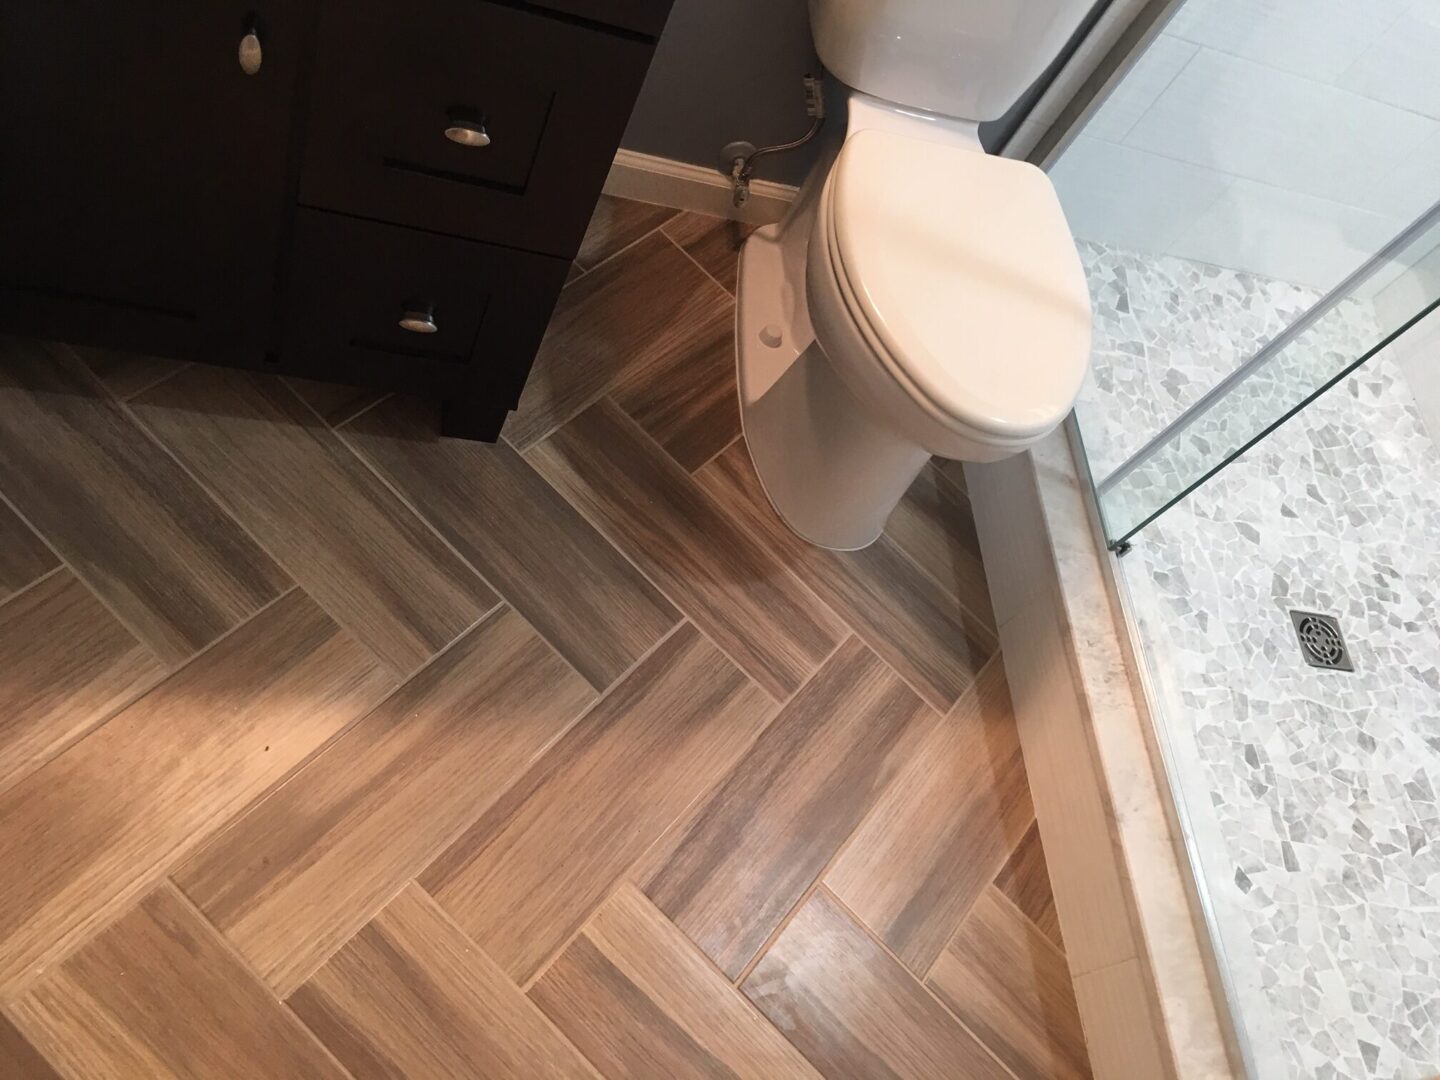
[1045,2,1440,1076]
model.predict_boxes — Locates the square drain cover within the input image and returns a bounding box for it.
[1289,610,1354,672]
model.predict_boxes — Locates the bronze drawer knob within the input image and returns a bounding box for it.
[444,119,491,148]
[398,306,438,334]
[238,26,263,76]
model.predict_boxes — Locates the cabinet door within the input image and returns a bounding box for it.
[0,2,310,363]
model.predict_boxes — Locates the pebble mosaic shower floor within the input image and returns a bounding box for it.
[1074,240,1440,1080]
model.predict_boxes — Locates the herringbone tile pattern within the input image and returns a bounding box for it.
[0,199,1091,1079]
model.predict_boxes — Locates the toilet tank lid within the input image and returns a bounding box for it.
[829,129,1093,441]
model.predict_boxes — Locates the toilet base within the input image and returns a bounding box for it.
[737,222,931,551]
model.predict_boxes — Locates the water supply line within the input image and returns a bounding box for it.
[729,75,826,208]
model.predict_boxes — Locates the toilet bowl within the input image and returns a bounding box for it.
[736,0,1095,550]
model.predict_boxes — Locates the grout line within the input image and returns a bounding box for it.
[283,378,393,433]
[1104,40,1198,146]
[877,521,1001,657]
[326,391,391,434]
[0,562,66,610]
[0,583,308,1004]
[158,883,359,1077]
[518,405,792,706]
[50,338,186,404]
[331,390,392,431]
[422,615,694,917]
[660,225,739,300]
[120,360,192,401]
[507,212,732,454]
[406,882,604,1073]
[819,884,1024,1080]
[727,707,912,990]
[0,476,180,672]
[163,601,514,1001]
[986,879,1071,969]
[680,427,976,716]
[687,431,742,477]
[572,207,682,278]
[329,410,630,698]
[110,371,324,658]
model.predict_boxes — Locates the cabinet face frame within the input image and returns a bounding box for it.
[0,1,318,363]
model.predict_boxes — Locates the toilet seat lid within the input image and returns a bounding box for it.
[826,128,1092,440]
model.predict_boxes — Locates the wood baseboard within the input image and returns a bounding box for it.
[603,148,797,225]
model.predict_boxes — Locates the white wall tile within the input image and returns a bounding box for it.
[1357,128,1440,221]
[1084,34,1198,143]
[1163,0,1407,80]
[1124,48,1440,205]
[1385,303,1440,445]
[1337,10,1440,119]
[1050,136,1233,254]
[1169,179,1406,290]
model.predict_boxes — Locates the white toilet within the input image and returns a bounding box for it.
[737,0,1096,550]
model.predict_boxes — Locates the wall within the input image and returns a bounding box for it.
[620,0,822,186]
[1049,0,1440,291]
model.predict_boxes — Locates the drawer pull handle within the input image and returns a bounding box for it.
[399,306,438,334]
[445,119,491,148]
[238,23,263,75]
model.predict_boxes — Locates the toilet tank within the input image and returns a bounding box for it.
[810,0,1096,121]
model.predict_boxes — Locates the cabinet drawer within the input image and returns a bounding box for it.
[299,0,655,258]
[280,209,569,401]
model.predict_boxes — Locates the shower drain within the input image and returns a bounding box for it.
[1288,610,1354,672]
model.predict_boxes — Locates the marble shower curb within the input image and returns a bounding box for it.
[966,422,1243,1080]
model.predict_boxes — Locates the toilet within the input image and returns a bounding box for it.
[737,0,1095,550]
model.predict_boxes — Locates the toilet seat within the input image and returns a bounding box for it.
[819,128,1092,445]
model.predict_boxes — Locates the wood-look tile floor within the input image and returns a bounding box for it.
[0,196,1092,1080]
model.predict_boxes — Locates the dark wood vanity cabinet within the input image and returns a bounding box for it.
[0,0,672,438]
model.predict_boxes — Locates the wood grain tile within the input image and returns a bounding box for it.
[0,589,396,995]
[531,883,820,1079]
[884,460,996,630]
[995,821,1065,951]
[66,341,185,399]
[132,366,496,675]
[9,884,346,1079]
[0,501,56,603]
[0,338,289,664]
[528,401,844,700]
[504,232,734,450]
[575,195,678,270]
[698,439,995,711]
[825,658,1035,977]
[645,637,930,979]
[285,376,385,427]
[927,889,1090,1080]
[742,888,1012,1080]
[0,570,163,794]
[290,883,597,1080]
[344,395,678,689]
[662,212,756,293]
[0,1013,60,1079]
[422,622,776,984]
[176,605,594,995]
[609,309,741,472]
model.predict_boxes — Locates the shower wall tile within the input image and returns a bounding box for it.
[1050,136,1232,254]
[1337,6,1440,120]
[1357,128,1440,221]
[1123,48,1439,206]
[1163,0,1407,81]
[1168,179,1406,290]
[1082,34,1197,144]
